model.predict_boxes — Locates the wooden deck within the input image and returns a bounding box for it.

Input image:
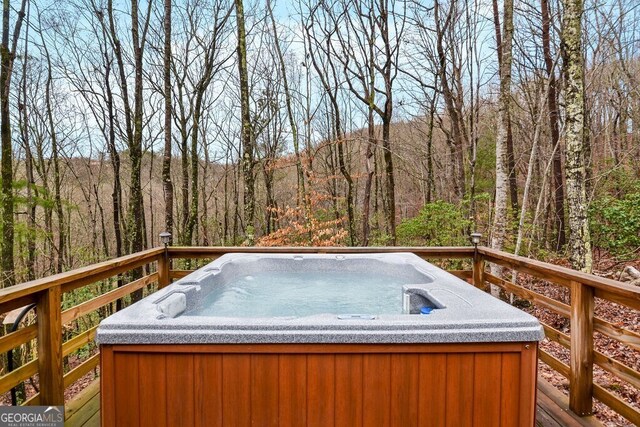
[2,245,636,424]
[65,376,602,427]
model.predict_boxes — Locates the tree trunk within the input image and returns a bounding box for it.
[562,0,592,272]
[327,98,357,246]
[185,100,203,245]
[42,38,65,273]
[506,119,518,216]
[337,134,357,246]
[162,0,174,242]
[381,116,395,244]
[105,0,149,269]
[232,159,240,245]
[19,2,34,281]
[263,164,277,235]
[379,2,397,244]
[127,0,150,301]
[434,0,466,202]
[362,107,375,246]
[104,55,123,261]
[0,5,11,286]
[373,151,380,231]
[267,0,306,215]
[490,0,514,293]
[492,0,518,219]
[305,25,356,245]
[21,112,36,282]
[201,147,210,245]
[515,87,548,256]
[223,150,230,244]
[235,0,255,244]
[426,88,437,204]
[325,136,339,222]
[541,0,566,250]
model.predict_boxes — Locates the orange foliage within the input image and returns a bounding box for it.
[256,191,348,247]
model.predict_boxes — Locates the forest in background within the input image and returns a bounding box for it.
[0,0,639,288]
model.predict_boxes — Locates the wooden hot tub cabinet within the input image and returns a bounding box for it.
[100,341,538,427]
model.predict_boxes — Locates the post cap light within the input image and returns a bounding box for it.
[159,231,172,246]
[470,232,482,246]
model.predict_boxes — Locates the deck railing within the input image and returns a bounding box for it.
[0,246,638,424]
[0,247,166,405]
[476,247,640,424]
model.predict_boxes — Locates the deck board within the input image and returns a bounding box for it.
[64,376,604,427]
[536,377,602,427]
[65,379,100,427]
[82,410,100,427]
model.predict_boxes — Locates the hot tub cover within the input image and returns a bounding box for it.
[96,252,544,344]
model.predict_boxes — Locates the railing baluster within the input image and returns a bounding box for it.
[158,252,171,289]
[37,285,64,405]
[569,280,594,415]
[472,253,486,291]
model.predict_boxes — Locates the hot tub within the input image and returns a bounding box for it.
[98,252,543,426]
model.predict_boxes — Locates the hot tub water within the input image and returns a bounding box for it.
[192,270,411,317]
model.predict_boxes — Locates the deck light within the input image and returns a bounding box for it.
[159,231,172,247]
[470,232,482,247]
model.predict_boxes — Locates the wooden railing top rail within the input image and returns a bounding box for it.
[4,244,636,308]
[0,248,164,313]
[4,244,626,302]
[478,246,640,309]
[167,246,476,258]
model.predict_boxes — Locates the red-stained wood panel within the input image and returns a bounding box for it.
[114,352,139,427]
[100,346,116,427]
[101,342,538,427]
[500,352,522,427]
[390,354,419,427]
[166,354,194,427]
[519,345,538,426]
[279,355,307,427]
[222,354,251,426]
[194,354,223,427]
[418,353,447,427]
[362,354,391,426]
[334,354,363,427]
[251,355,280,427]
[307,355,335,427]
[138,354,167,427]
[445,353,474,427]
[472,353,502,426]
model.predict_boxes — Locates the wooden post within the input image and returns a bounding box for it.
[158,251,171,289]
[570,281,594,415]
[472,253,486,291]
[37,286,64,405]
